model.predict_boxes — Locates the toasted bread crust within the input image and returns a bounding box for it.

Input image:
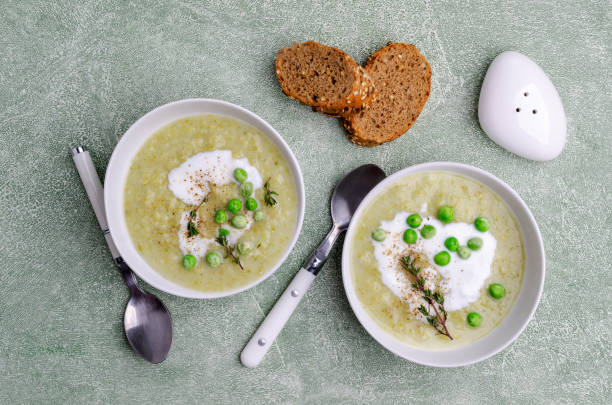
[312,66,376,117]
[275,41,375,111]
[343,43,431,146]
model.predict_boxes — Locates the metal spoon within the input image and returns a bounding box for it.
[241,164,386,367]
[72,146,173,364]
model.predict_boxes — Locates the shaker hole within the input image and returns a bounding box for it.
[524,92,529,97]
[515,107,521,112]
[532,109,537,114]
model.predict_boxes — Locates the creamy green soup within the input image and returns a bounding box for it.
[124,114,298,293]
[349,172,524,349]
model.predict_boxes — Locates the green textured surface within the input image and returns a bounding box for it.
[1,0,610,403]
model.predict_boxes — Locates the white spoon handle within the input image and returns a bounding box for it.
[71,146,120,259]
[241,226,342,368]
[240,268,315,368]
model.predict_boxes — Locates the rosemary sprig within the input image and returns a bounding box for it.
[400,255,453,340]
[215,233,244,270]
[263,178,279,206]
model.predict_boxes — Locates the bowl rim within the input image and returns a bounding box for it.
[104,98,305,299]
[341,162,545,367]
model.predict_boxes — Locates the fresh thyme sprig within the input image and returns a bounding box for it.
[187,210,199,237]
[400,255,453,340]
[215,233,244,270]
[263,178,279,206]
[186,197,209,238]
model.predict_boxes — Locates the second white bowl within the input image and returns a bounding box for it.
[342,162,545,367]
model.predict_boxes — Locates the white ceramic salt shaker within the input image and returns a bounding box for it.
[478,51,566,161]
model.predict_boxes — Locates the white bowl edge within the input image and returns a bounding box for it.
[341,162,545,367]
[104,98,305,299]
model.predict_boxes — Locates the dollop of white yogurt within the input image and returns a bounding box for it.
[170,150,262,262]
[168,150,263,205]
[178,211,215,259]
[372,212,497,318]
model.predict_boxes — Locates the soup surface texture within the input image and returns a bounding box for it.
[124,114,298,292]
[350,172,524,349]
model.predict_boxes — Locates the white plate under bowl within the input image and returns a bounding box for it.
[104,98,305,299]
[341,162,544,367]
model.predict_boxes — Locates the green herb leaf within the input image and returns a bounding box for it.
[264,178,279,206]
[418,305,429,317]
[216,234,228,247]
[187,220,199,237]
[433,291,445,305]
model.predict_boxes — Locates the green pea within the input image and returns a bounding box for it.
[406,213,422,228]
[214,209,227,224]
[474,217,490,232]
[420,224,436,239]
[241,181,253,198]
[438,205,454,223]
[233,168,248,183]
[467,237,483,250]
[489,283,506,299]
[205,251,222,267]
[467,312,482,327]
[434,251,451,266]
[403,229,418,244]
[253,210,265,221]
[182,254,197,269]
[218,228,230,237]
[231,214,247,229]
[245,197,258,211]
[237,241,252,255]
[227,198,242,213]
[444,237,458,252]
[457,245,471,259]
[371,228,386,242]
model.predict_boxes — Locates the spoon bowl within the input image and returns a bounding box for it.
[331,164,387,230]
[124,290,173,363]
[124,293,173,363]
[120,262,173,364]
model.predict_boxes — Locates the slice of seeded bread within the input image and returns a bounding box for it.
[343,43,431,146]
[312,65,376,117]
[276,41,376,112]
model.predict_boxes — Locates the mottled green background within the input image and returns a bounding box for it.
[0,0,610,403]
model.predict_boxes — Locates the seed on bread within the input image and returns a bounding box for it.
[343,43,431,146]
[275,41,376,112]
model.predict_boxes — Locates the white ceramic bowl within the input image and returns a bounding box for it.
[342,162,544,367]
[104,99,305,299]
